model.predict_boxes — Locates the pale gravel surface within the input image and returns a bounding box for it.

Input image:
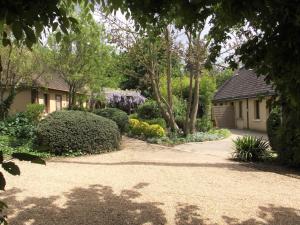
[2,130,300,225]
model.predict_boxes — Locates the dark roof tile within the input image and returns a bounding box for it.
[213,68,275,101]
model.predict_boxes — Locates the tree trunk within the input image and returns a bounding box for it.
[149,70,178,131]
[189,70,200,133]
[184,72,194,135]
[165,27,173,110]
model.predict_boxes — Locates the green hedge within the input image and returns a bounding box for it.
[93,108,129,133]
[267,108,281,152]
[36,110,121,154]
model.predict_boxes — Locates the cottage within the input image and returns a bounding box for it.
[212,68,275,132]
[9,74,70,115]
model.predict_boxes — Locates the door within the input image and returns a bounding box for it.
[55,95,62,111]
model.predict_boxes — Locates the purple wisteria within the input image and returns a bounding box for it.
[105,89,146,113]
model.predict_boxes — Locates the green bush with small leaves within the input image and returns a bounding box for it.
[129,118,165,138]
[36,110,121,155]
[137,100,161,119]
[267,107,281,151]
[0,113,36,139]
[232,136,270,162]
[24,103,45,123]
[93,108,129,133]
[196,117,213,132]
[143,118,167,128]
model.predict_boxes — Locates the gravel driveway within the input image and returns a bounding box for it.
[3,130,300,225]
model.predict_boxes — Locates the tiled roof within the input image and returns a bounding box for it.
[213,68,275,101]
[35,74,69,92]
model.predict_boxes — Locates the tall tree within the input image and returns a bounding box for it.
[48,10,108,108]
[184,32,207,135]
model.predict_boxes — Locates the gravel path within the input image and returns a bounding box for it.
[3,130,300,225]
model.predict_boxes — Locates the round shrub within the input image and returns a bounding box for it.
[129,118,165,138]
[267,107,281,151]
[137,100,161,119]
[36,110,121,154]
[146,124,165,138]
[93,108,129,133]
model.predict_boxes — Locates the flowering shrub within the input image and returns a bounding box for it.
[106,90,146,113]
[146,124,165,138]
[129,118,165,138]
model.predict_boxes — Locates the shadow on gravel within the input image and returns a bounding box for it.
[3,183,166,225]
[175,203,300,225]
[2,186,300,225]
[50,160,300,178]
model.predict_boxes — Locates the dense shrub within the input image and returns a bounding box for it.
[172,97,186,118]
[129,118,165,138]
[277,105,300,167]
[24,104,45,123]
[196,117,213,132]
[93,108,129,133]
[232,136,270,162]
[267,107,281,152]
[143,118,167,128]
[0,113,36,139]
[36,111,121,154]
[175,116,185,130]
[137,100,161,119]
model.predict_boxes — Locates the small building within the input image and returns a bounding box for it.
[212,68,275,132]
[10,74,71,115]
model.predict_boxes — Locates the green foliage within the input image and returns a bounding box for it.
[199,73,216,117]
[267,107,282,152]
[172,97,186,118]
[129,118,165,138]
[147,129,230,145]
[137,100,161,119]
[129,113,138,119]
[93,108,129,133]
[196,117,213,132]
[0,1,81,48]
[36,111,121,155]
[232,136,270,162]
[175,116,185,131]
[24,104,45,123]
[0,113,36,139]
[160,75,190,98]
[0,135,50,158]
[145,124,165,138]
[276,104,300,167]
[208,129,231,138]
[214,69,234,88]
[142,118,167,129]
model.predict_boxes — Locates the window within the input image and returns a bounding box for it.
[44,94,49,113]
[31,89,38,103]
[239,101,243,119]
[55,95,62,111]
[254,100,260,119]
